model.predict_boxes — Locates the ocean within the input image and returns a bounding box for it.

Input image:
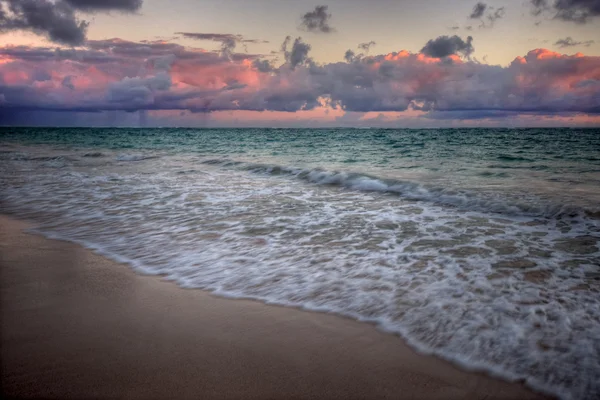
[1,127,599,399]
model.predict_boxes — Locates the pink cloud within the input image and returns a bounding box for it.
[0,39,598,124]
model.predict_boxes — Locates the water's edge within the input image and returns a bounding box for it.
[3,213,557,400]
[3,128,598,400]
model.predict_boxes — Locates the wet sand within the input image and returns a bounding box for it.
[0,215,550,400]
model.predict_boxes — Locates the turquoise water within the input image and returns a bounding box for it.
[1,127,599,399]
[2,127,600,214]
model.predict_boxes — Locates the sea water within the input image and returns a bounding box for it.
[1,127,599,399]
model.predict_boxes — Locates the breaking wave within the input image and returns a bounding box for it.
[201,158,600,220]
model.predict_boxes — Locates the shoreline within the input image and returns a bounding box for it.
[1,214,550,399]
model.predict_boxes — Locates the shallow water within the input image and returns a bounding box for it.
[1,127,599,399]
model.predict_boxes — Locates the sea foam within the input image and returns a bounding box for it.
[1,139,599,400]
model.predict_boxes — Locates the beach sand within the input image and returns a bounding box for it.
[0,215,550,400]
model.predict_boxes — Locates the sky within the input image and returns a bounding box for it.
[0,0,599,127]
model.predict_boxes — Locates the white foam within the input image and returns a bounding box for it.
[207,159,600,220]
[1,149,599,400]
[115,153,157,162]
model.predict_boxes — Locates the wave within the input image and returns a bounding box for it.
[26,155,71,162]
[22,224,566,400]
[496,155,535,162]
[201,158,600,220]
[477,171,510,178]
[115,154,159,162]
[3,147,599,400]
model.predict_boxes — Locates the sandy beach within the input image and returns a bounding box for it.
[0,215,550,400]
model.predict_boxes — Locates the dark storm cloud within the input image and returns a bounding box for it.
[358,41,376,52]
[554,0,600,22]
[420,35,474,58]
[530,0,600,23]
[63,0,142,12]
[0,0,89,45]
[469,2,487,18]
[554,36,595,47]
[299,5,335,33]
[0,0,143,46]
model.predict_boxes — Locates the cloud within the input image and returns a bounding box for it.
[176,32,267,45]
[345,41,376,62]
[554,36,595,47]
[61,75,74,89]
[468,2,505,28]
[252,59,273,73]
[358,41,376,53]
[530,0,600,24]
[176,32,268,58]
[531,0,550,16]
[64,0,142,13]
[420,35,474,58]
[486,7,505,26]
[0,0,143,46]
[0,0,89,45]
[344,49,355,63]
[108,72,171,108]
[0,44,121,62]
[282,36,311,69]
[299,5,335,33]
[87,38,185,58]
[178,32,238,57]
[281,36,291,53]
[1,39,599,121]
[425,109,521,120]
[574,79,600,88]
[469,2,487,18]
